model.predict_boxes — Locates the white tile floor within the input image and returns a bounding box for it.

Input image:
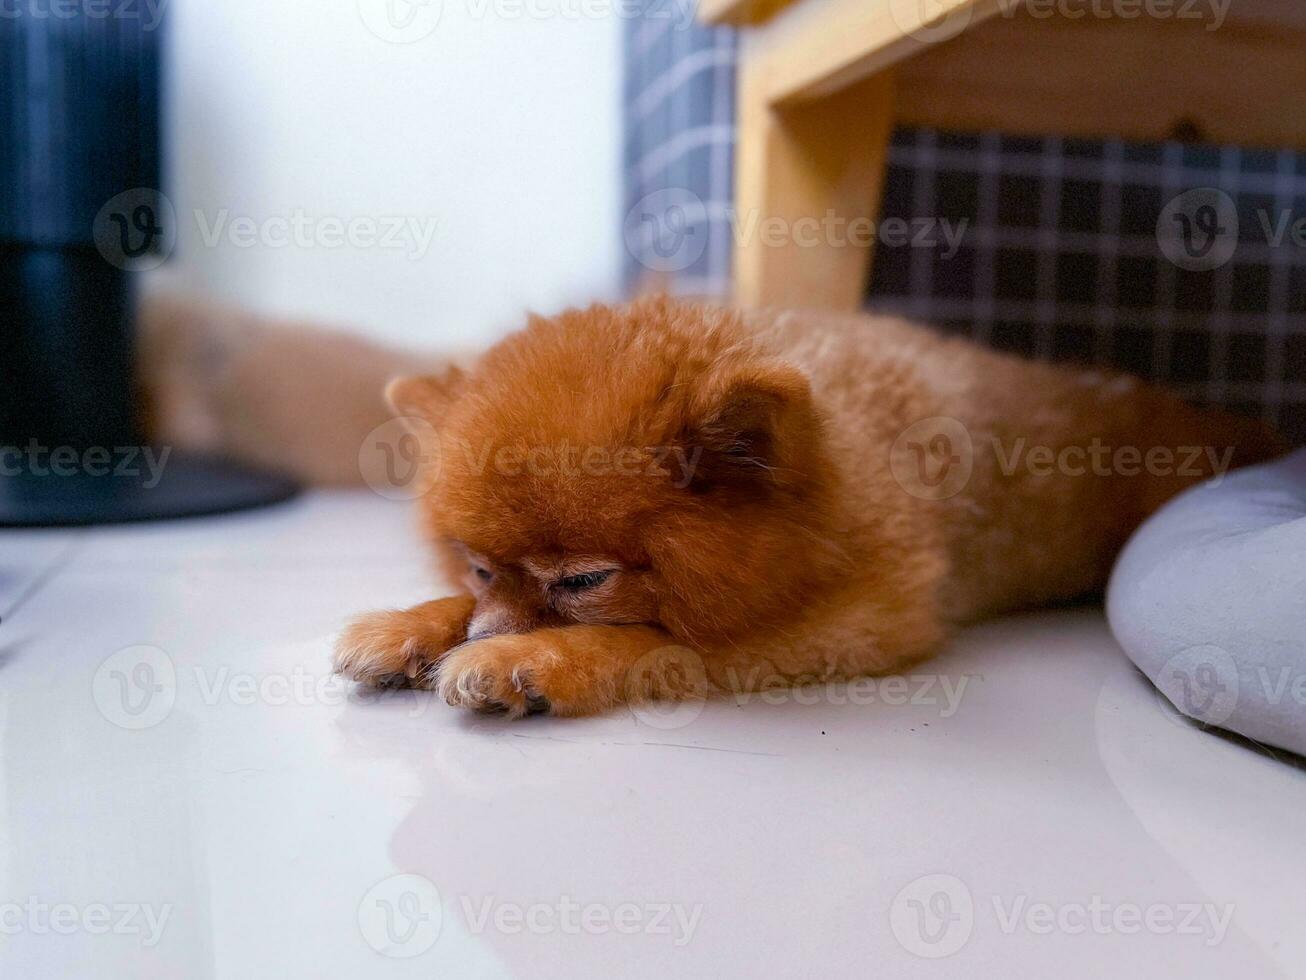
[2,492,1303,979]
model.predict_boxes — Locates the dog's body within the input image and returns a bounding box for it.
[332,298,1283,717]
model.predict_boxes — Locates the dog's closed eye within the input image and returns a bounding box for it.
[555,570,613,592]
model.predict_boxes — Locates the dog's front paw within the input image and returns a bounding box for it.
[437,633,582,717]
[334,595,476,689]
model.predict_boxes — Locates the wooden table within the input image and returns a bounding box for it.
[700,0,1306,310]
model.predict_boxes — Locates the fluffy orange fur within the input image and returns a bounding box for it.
[137,293,465,486]
[334,298,1284,717]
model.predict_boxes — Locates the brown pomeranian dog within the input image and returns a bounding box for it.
[333,297,1283,717]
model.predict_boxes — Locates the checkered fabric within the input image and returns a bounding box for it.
[622,9,737,297]
[622,19,1306,444]
[871,129,1306,444]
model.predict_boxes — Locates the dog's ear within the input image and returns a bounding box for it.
[683,360,817,493]
[385,367,465,429]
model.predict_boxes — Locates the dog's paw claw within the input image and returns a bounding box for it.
[335,617,434,689]
[524,691,552,716]
[437,637,560,718]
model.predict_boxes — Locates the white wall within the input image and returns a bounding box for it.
[149,0,624,351]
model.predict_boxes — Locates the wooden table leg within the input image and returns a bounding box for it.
[733,60,896,311]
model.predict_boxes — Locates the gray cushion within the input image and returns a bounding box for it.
[1107,448,1306,755]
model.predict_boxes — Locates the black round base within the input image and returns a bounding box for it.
[0,451,299,527]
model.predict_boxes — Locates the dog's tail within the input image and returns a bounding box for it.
[136,293,466,486]
[938,345,1288,622]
